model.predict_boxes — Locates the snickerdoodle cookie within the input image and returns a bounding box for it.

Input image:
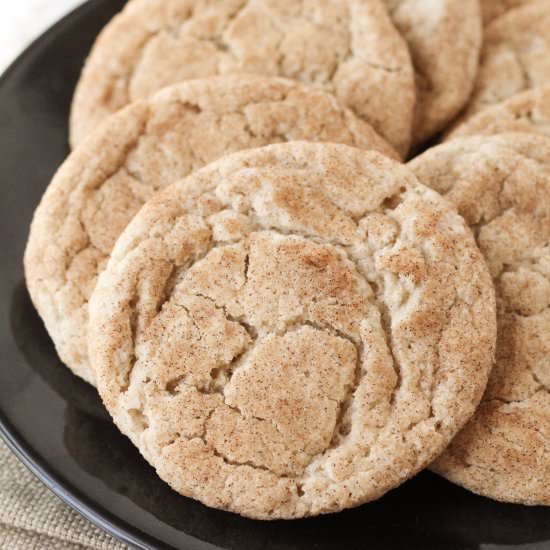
[88,142,496,518]
[24,76,396,385]
[383,0,482,146]
[70,0,415,156]
[409,133,550,505]
[461,1,550,122]
[447,85,550,141]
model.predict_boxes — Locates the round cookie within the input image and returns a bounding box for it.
[447,85,550,141]
[461,0,550,122]
[480,0,536,26]
[409,133,550,505]
[70,0,416,156]
[24,75,397,385]
[383,0,482,146]
[88,141,496,519]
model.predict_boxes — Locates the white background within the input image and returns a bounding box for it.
[0,0,84,73]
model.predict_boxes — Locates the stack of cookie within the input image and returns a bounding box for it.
[23,0,550,519]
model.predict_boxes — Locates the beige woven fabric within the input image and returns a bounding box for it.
[0,438,127,549]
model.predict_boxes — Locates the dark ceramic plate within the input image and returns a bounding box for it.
[1,1,550,549]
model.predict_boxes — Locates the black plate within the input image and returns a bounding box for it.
[1,1,550,549]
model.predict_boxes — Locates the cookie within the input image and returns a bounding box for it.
[446,85,550,141]
[409,133,550,505]
[383,0,482,146]
[88,141,496,519]
[480,0,536,26]
[24,75,397,385]
[70,0,416,156]
[460,1,550,122]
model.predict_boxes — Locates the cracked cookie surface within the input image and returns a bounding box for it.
[70,0,415,156]
[460,1,550,123]
[24,75,396,385]
[383,0,482,146]
[409,133,550,505]
[446,85,550,141]
[88,142,496,519]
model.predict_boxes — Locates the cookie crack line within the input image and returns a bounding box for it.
[283,318,363,450]
[468,161,521,239]
[528,370,550,395]
[485,388,547,406]
[163,291,256,394]
[129,1,250,94]
[431,285,459,426]
[334,31,404,82]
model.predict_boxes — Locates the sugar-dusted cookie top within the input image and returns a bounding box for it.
[70,0,415,156]
[447,85,550,141]
[461,1,550,121]
[409,133,550,505]
[89,141,496,518]
[24,75,396,385]
[383,0,482,146]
